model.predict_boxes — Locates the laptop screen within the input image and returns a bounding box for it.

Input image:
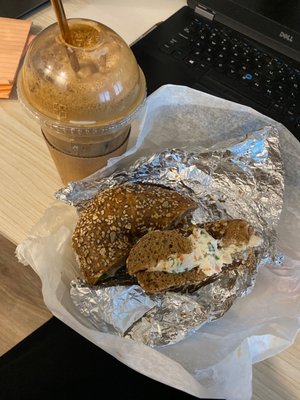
[230,0,300,33]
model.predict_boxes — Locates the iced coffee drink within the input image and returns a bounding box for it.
[17,18,146,183]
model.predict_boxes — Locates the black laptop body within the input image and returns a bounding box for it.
[131,0,300,141]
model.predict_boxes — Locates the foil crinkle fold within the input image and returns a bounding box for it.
[61,125,284,347]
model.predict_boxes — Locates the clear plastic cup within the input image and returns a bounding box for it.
[17,18,146,183]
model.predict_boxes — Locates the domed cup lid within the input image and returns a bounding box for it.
[17,18,146,135]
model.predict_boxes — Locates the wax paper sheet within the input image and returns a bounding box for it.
[16,85,300,400]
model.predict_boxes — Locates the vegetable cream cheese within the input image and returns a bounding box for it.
[148,228,262,276]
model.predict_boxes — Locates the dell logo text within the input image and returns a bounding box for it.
[279,31,293,42]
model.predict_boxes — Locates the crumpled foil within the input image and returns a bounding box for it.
[58,125,284,347]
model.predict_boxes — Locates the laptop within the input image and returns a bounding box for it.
[0,0,48,18]
[131,0,300,141]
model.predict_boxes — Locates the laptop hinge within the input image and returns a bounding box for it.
[195,5,215,21]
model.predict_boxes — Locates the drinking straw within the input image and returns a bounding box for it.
[50,0,72,43]
[50,0,80,71]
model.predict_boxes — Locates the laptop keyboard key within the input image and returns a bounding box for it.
[173,49,188,60]
[197,61,210,72]
[285,111,297,127]
[159,43,175,54]
[227,66,239,78]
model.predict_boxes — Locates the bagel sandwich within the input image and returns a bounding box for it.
[72,183,198,285]
[126,219,263,294]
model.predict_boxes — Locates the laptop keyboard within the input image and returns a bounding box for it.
[159,16,300,138]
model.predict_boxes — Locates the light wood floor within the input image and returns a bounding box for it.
[0,234,299,399]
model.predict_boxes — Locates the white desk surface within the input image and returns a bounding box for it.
[0,1,299,399]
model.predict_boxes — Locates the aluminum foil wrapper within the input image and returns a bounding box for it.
[59,125,284,347]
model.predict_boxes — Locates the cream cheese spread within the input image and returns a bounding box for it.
[148,228,262,276]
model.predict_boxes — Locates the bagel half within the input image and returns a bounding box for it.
[126,219,262,293]
[72,183,197,284]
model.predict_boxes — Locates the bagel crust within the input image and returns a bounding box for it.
[72,183,197,284]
